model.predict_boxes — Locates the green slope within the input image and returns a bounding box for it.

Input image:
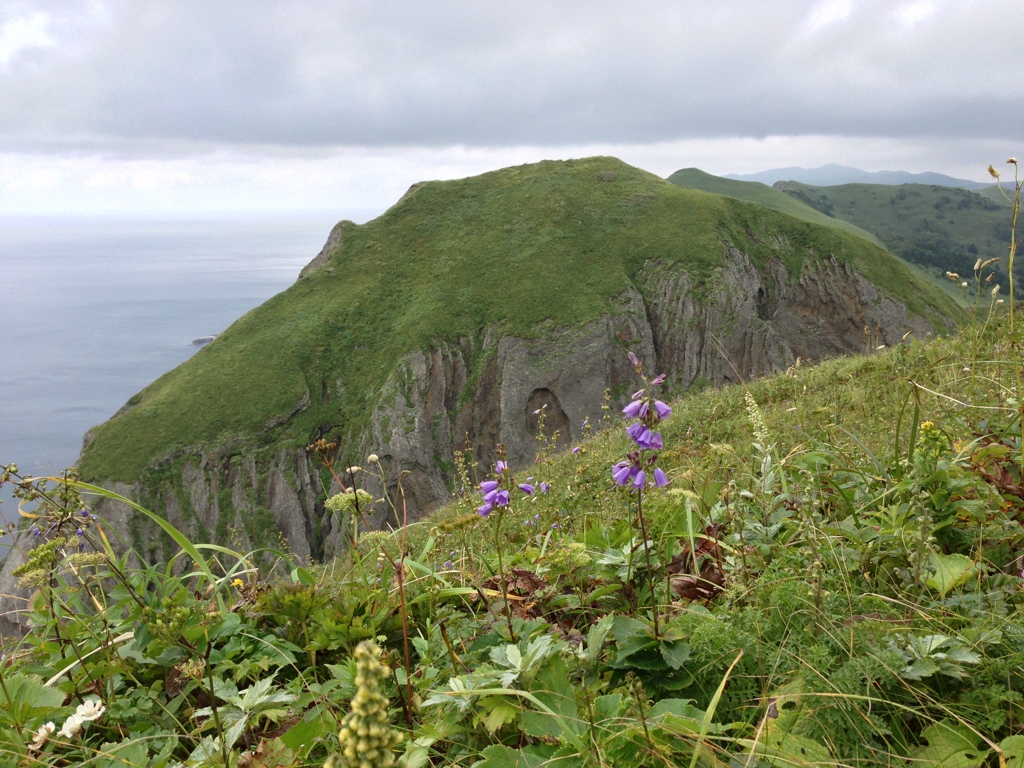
[667,167,884,247]
[78,157,959,483]
[775,180,1015,282]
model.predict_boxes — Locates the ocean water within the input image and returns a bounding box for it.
[0,211,378,541]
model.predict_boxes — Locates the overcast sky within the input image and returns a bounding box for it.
[1,0,1020,214]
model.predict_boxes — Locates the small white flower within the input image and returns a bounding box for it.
[346,466,362,474]
[992,284,1001,297]
[76,698,105,721]
[28,722,55,751]
[59,714,84,739]
[961,281,968,288]
[367,453,380,464]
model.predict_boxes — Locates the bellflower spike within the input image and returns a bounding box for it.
[626,423,663,450]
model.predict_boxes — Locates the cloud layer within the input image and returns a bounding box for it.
[1,0,1020,211]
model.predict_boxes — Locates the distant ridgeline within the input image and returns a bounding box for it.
[70,157,961,564]
[669,168,1015,287]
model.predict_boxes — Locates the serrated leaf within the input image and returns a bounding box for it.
[660,638,690,670]
[926,552,975,596]
[473,744,548,768]
[904,658,941,680]
[479,696,520,734]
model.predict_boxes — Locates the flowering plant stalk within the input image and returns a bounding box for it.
[612,351,671,638]
[477,451,537,642]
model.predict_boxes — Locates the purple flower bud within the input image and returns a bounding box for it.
[31,525,40,537]
[519,483,535,495]
[76,528,84,537]
[444,560,453,568]
[551,523,560,530]
[628,351,639,366]
[572,446,580,454]
[651,373,667,386]
[80,510,90,518]
[495,461,507,474]
[653,468,669,487]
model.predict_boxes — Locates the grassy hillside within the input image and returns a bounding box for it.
[78,157,959,483]
[775,180,1015,283]
[667,167,884,247]
[9,309,1024,766]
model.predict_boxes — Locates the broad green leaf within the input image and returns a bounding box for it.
[1000,735,1024,768]
[660,637,691,670]
[926,552,974,596]
[911,720,988,768]
[473,744,548,768]
[281,707,336,757]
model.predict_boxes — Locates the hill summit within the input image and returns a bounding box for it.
[76,157,959,561]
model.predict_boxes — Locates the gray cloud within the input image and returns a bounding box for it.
[1,0,1021,156]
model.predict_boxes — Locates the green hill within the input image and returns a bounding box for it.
[79,158,957,486]
[775,180,1015,283]
[667,167,884,247]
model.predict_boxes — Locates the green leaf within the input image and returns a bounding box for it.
[473,744,549,768]
[926,552,975,596]
[1000,735,1024,768]
[911,720,988,768]
[660,637,691,670]
[95,739,149,768]
[521,656,580,741]
[280,707,336,757]
[479,696,520,734]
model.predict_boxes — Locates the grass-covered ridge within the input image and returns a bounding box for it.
[79,156,958,482]
[667,166,885,246]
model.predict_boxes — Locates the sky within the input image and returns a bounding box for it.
[0,0,1020,215]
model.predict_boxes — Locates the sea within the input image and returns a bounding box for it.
[0,210,380,549]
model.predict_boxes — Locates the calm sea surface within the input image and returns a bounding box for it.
[0,211,378,542]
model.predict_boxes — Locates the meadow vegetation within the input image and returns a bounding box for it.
[0,160,1021,766]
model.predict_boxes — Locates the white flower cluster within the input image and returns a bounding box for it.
[60,697,105,738]
[30,697,106,750]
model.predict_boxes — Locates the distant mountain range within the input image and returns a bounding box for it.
[725,163,991,190]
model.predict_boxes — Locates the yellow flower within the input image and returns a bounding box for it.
[232,578,244,588]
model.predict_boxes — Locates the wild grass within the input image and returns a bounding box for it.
[4,295,1023,766]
